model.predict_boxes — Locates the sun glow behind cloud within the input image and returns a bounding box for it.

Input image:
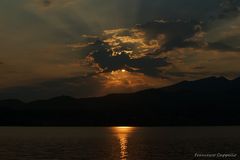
[97,70,171,95]
[103,28,164,58]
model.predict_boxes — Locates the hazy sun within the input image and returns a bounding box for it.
[121,69,126,73]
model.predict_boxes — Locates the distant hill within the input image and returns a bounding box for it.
[0,76,240,126]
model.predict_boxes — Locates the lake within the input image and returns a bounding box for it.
[0,127,239,160]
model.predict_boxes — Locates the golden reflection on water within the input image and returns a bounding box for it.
[112,127,136,160]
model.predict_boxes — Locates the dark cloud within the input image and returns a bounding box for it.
[136,20,203,52]
[86,40,170,77]
[136,19,239,53]
[74,20,207,77]
[74,18,240,79]
[70,20,209,78]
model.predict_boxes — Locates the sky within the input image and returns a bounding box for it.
[0,0,240,100]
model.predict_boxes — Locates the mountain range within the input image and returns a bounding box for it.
[0,76,240,126]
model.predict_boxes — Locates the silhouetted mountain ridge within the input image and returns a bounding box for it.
[0,76,240,126]
[160,76,232,92]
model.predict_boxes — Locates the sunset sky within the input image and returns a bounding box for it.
[0,0,240,100]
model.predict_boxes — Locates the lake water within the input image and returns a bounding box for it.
[0,127,239,160]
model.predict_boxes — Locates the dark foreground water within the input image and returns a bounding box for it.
[0,127,239,160]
